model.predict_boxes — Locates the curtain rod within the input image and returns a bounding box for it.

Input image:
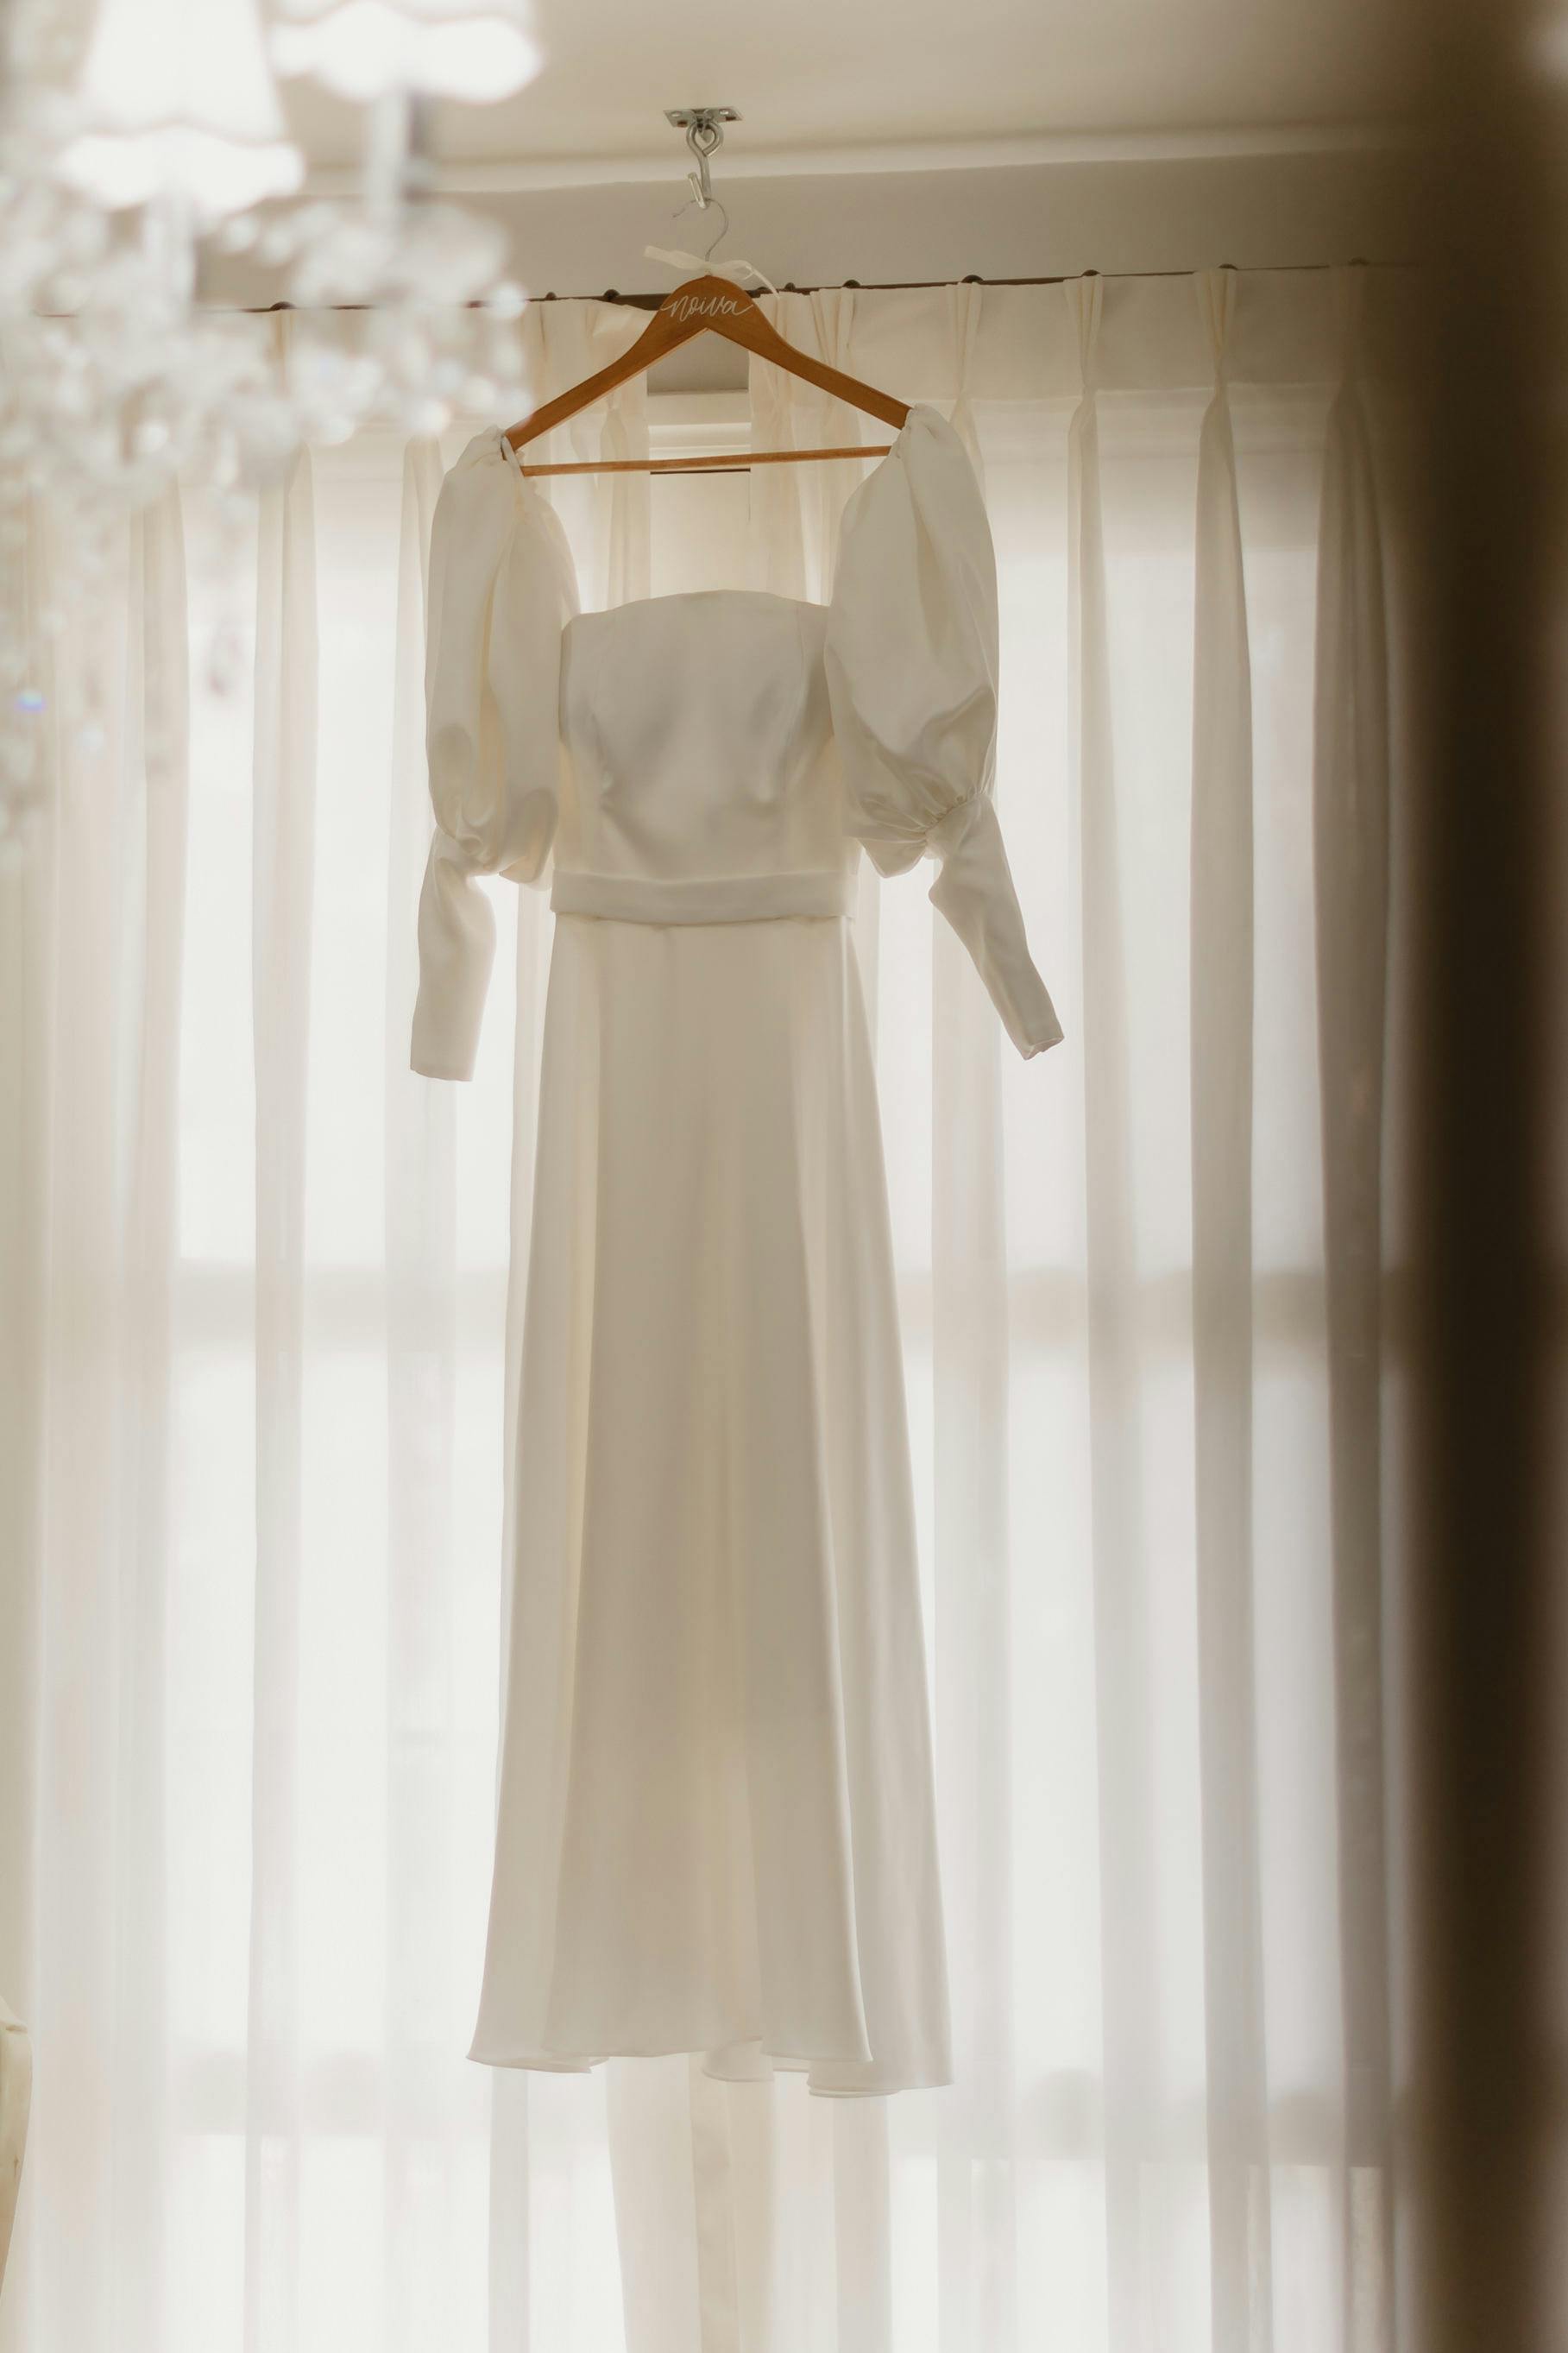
[524,258,1385,308]
[216,257,1389,318]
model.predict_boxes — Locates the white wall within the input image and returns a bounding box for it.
[203,144,1416,383]
[480,147,1414,293]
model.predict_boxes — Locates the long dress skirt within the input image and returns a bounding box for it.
[468,906,952,2098]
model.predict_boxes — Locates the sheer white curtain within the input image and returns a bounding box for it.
[0,269,1412,2353]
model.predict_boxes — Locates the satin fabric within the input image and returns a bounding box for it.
[412,406,1061,2095]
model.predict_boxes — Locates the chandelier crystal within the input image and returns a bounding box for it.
[0,0,542,851]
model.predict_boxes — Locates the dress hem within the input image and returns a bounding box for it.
[467,2040,951,2100]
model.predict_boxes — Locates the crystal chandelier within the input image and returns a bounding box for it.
[0,0,541,847]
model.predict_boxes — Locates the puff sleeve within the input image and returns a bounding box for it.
[824,407,1063,1059]
[411,428,578,1080]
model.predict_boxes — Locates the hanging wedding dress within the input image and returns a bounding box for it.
[412,406,1061,2097]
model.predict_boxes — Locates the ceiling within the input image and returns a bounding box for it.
[284,0,1414,181]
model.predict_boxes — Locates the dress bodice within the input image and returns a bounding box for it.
[410,404,1063,1077]
[554,591,847,892]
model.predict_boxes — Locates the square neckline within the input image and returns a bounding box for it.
[564,587,821,633]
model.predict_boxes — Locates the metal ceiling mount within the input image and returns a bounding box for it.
[664,107,741,208]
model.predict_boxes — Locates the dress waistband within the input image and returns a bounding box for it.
[550,867,853,925]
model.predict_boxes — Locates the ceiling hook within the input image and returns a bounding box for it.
[664,106,740,210]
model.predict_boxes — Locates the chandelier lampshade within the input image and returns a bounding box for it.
[55,0,304,217]
[271,0,542,103]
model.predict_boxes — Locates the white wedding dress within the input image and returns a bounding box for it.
[412,406,1061,2097]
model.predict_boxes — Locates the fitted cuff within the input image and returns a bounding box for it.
[924,795,1063,1059]
[410,834,495,1082]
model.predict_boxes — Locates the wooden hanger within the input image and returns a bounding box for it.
[503,275,910,478]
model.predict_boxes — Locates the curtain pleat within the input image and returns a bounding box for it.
[35,545,125,2353]
[1312,268,1395,2353]
[1,497,59,2353]
[0,495,49,2353]
[110,491,189,2353]
[928,283,1020,2353]
[832,2097,891,2353]
[383,435,463,2350]
[1188,269,1274,2353]
[244,418,318,2353]
[1066,271,1162,2353]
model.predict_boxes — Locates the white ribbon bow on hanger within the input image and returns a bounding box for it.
[644,244,778,297]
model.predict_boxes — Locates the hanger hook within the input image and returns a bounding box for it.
[696,195,730,262]
[666,181,732,268]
